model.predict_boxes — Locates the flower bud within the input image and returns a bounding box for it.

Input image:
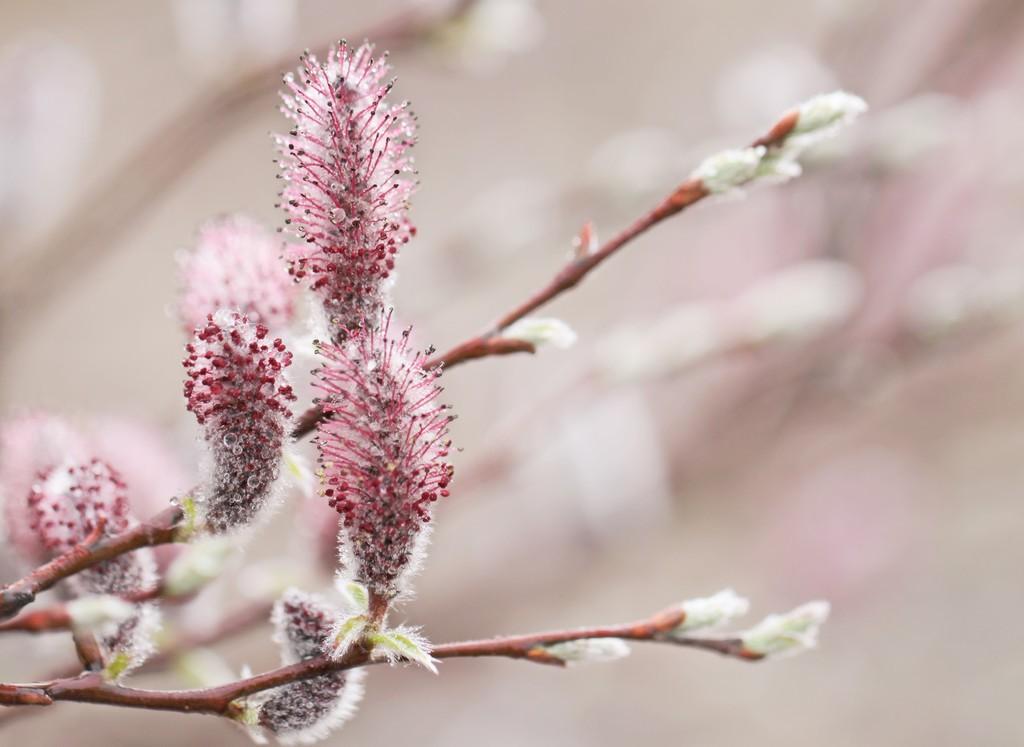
[690,146,765,194]
[674,589,750,633]
[741,600,830,657]
[164,536,236,597]
[66,594,136,639]
[541,638,631,664]
[501,317,577,350]
[792,91,867,137]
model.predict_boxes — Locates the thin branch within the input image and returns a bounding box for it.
[288,111,801,439]
[0,0,479,334]
[0,507,184,622]
[0,605,759,717]
[0,584,179,635]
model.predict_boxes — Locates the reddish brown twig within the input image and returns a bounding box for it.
[0,584,179,635]
[0,507,184,622]
[0,0,479,336]
[287,111,801,440]
[0,604,758,718]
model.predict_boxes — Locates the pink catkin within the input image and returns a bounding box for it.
[315,315,454,601]
[276,41,417,343]
[0,412,88,565]
[177,213,296,333]
[28,460,157,673]
[183,311,296,534]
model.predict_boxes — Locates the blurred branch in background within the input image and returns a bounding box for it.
[0,0,479,336]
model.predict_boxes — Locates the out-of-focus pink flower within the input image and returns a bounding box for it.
[0,412,87,565]
[177,213,296,333]
[276,41,416,343]
[315,314,454,602]
[183,310,296,534]
[28,460,158,677]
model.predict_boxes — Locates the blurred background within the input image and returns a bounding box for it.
[2,0,1024,744]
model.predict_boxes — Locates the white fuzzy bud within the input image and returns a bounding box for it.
[542,637,631,664]
[164,537,235,596]
[691,146,766,193]
[741,601,830,657]
[674,589,750,633]
[792,91,867,136]
[502,317,577,349]
[728,260,862,346]
[367,625,438,674]
[65,595,136,639]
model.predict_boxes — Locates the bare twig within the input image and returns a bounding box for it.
[0,604,758,718]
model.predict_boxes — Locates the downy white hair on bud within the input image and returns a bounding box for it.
[741,601,831,657]
[163,537,237,597]
[541,638,631,664]
[792,91,868,138]
[501,317,578,350]
[673,589,751,633]
[66,595,138,640]
[690,146,766,194]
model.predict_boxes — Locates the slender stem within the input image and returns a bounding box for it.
[0,507,184,622]
[288,111,800,438]
[0,604,759,717]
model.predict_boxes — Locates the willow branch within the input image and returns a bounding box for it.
[0,507,184,622]
[0,604,758,716]
[0,0,478,331]
[288,112,801,439]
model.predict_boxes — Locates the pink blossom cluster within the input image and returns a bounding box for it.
[276,41,417,342]
[183,311,296,534]
[177,213,296,333]
[315,315,454,602]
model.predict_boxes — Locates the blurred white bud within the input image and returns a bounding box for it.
[755,152,803,184]
[691,146,766,194]
[865,94,958,171]
[431,0,543,74]
[674,589,750,633]
[741,601,830,657]
[173,647,237,687]
[598,303,722,381]
[905,264,1024,339]
[542,638,631,664]
[792,91,868,136]
[502,317,577,349]
[66,595,136,639]
[728,260,862,346]
[164,537,235,597]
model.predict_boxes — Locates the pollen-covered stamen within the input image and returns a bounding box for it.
[315,314,454,602]
[27,460,158,677]
[183,310,296,534]
[253,589,365,744]
[177,214,296,333]
[276,41,417,342]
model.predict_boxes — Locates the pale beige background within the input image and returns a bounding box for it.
[2,1,1024,745]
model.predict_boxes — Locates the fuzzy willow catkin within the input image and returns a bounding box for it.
[183,310,296,534]
[276,41,417,343]
[252,589,365,744]
[314,316,454,603]
[27,460,158,676]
